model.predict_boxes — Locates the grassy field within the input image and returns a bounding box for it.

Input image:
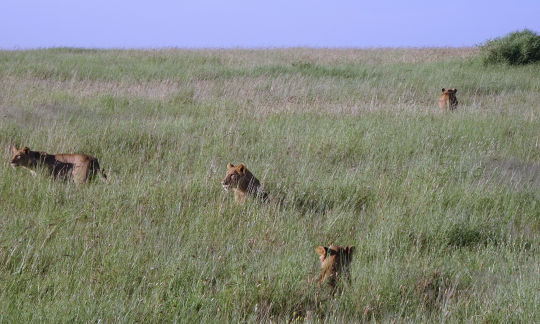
[0,48,538,322]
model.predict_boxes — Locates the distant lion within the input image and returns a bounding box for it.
[10,146,107,183]
[316,245,354,288]
[438,88,458,111]
[221,163,268,203]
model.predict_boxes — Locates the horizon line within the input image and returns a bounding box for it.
[0,45,480,51]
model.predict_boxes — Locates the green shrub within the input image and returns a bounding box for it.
[480,29,540,65]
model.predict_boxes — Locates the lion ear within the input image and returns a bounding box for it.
[452,88,457,93]
[441,88,445,93]
[12,145,18,153]
[227,163,234,169]
[22,147,30,154]
[316,246,327,256]
[238,163,247,174]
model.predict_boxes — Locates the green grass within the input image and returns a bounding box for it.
[0,48,538,322]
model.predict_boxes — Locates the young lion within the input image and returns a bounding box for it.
[316,245,355,288]
[10,146,107,183]
[221,163,268,203]
[438,88,458,111]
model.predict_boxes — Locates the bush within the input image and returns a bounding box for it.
[480,29,540,65]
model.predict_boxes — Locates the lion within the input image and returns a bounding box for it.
[438,88,458,111]
[316,245,355,288]
[10,146,107,183]
[221,163,268,203]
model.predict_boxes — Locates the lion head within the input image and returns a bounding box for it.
[10,146,38,169]
[316,245,355,287]
[221,163,249,192]
[222,163,266,203]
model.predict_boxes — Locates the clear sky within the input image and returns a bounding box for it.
[1,0,539,49]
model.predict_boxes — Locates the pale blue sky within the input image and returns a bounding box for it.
[1,0,539,49]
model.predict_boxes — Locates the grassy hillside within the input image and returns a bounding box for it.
[0,48,538,322]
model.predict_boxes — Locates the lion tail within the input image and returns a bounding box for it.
[90,158,108,183]
[99,168,108,182]
[258,189,269,203]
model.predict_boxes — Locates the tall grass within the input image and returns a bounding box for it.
[0,48,538,322]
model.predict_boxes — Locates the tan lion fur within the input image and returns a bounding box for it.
[438,88,458,111]
[316,245,355,288]
[10,146,107,184]
[221,163,268,203]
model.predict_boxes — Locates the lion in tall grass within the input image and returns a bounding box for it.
[221,163,268,203]
[438,88,458,111]
[10,146,107,183]
[316,245,354,288]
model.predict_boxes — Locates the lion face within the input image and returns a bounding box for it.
[221,163,247,192]
[10,146,37,169]
[316,245,355,287]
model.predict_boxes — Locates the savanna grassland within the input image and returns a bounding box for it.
[0,48,538,322]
